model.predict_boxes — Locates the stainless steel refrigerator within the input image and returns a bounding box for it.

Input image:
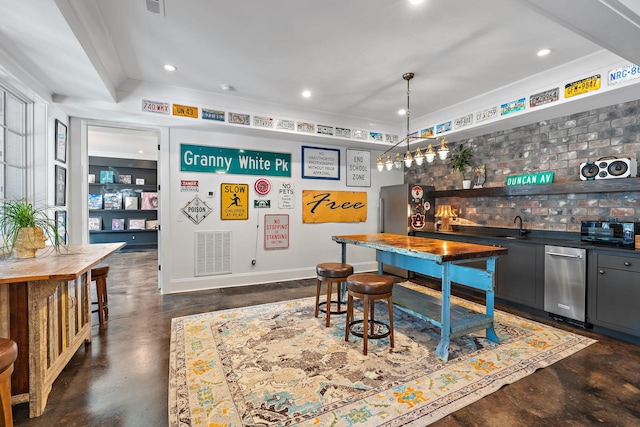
[379,184,436,277]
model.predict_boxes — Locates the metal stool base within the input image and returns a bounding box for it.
[317,300,347,315]
[348,319,391,339]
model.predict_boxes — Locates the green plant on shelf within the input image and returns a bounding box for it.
[449,143,473,180]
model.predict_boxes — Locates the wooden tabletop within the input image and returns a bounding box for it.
[0,243,126,284]
[332,233,507,263]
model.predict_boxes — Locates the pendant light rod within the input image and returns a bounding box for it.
[376,72,449,172]
[404,72,413,148]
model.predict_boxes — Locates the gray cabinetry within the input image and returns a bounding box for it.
[588,251,640,336]
[415,232,544,310]
[494,241,544,309]
[464,237,544,309]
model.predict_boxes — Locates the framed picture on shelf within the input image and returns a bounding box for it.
[55,165,66,206]
[135,178,145,185]
[145,220,159,230]
[119,174,132,184]
[128,218,146,230]
[100,170,115,184]
[141,192,158,210]
[88,217,102,231]
[124,196,138,210]
[111,218,125,231]
[88,174,96,183]
[55,210,67,244]
[103,193,122,210]
[88,193,103,210]
[55,119,67,163]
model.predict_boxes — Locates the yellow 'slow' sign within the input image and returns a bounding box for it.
[221,183,248,220]
[302,190,367,224]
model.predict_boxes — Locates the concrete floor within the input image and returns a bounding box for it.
[12,249,640,426]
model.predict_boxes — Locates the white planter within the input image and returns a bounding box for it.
[462,180,472,189]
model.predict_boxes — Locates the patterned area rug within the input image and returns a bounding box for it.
[169,282,595,426]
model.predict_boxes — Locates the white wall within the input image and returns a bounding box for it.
[163,128,403,294]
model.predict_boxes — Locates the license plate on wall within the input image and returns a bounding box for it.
[564,74,601,98]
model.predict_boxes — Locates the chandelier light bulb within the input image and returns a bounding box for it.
[385,155,393,171]
[394,153,403,169]
[438,138,449,160]
[376,155,384,172]
[404,150,414,167]
[414,147,424,166]
[425,144,436,163]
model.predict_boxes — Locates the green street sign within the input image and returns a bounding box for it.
[506,171,554,186]
[180,143,291,177]
[254,200,271,208]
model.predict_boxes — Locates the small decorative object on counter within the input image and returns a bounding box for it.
[0,199,65,258]
[435,204,456,231]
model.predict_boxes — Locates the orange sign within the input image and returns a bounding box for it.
[302,190,367,223]
[173,103,199,118]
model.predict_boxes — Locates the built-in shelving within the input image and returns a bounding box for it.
[88,156,158,250]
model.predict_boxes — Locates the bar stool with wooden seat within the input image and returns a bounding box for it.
[0,338,18,427]
[315,262,353,327]
[91,266,110,325]
[344,273,394,355]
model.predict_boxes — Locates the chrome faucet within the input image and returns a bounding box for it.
[513,215,526,236]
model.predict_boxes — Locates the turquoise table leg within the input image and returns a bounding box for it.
[435,262,451,362]
[484,257,499,343]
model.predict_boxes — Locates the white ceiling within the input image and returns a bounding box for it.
[2,0,640,151]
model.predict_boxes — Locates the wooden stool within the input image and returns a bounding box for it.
[91,266,110,325]
[315,263,353,327]
[344,273,394,355]
[0,338,17,427]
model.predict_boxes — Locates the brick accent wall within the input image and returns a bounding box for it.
[405,100,640,232]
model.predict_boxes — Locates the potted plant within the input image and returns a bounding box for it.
[0,199,64,258]
[449,143,474,189]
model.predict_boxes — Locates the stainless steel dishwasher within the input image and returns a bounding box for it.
[544,245,587,322]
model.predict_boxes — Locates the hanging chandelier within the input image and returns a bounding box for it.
[376,72,449,172]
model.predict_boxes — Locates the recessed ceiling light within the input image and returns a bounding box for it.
[164,64,177,71]
[138,150,144,154]
[398,109,406,115]
[409,0,424,4]
[220,84,233,91]
[302,90,311,98]
[537,48,551,57]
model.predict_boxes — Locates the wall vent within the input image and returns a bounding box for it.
[195,231,231,277]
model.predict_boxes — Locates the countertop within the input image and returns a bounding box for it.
[414,227,640,255]
[0,242,126,283]
[333,233,507,262]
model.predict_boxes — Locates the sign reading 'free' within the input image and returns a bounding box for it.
[180,143,291,177]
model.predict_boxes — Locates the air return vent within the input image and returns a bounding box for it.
[195,231,231,277]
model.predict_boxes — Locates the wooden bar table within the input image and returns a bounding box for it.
[332,234,507,361]
[0,242,125,417]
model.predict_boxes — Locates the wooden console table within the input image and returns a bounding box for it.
[332,234,507,361]
[0,243,125,417]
